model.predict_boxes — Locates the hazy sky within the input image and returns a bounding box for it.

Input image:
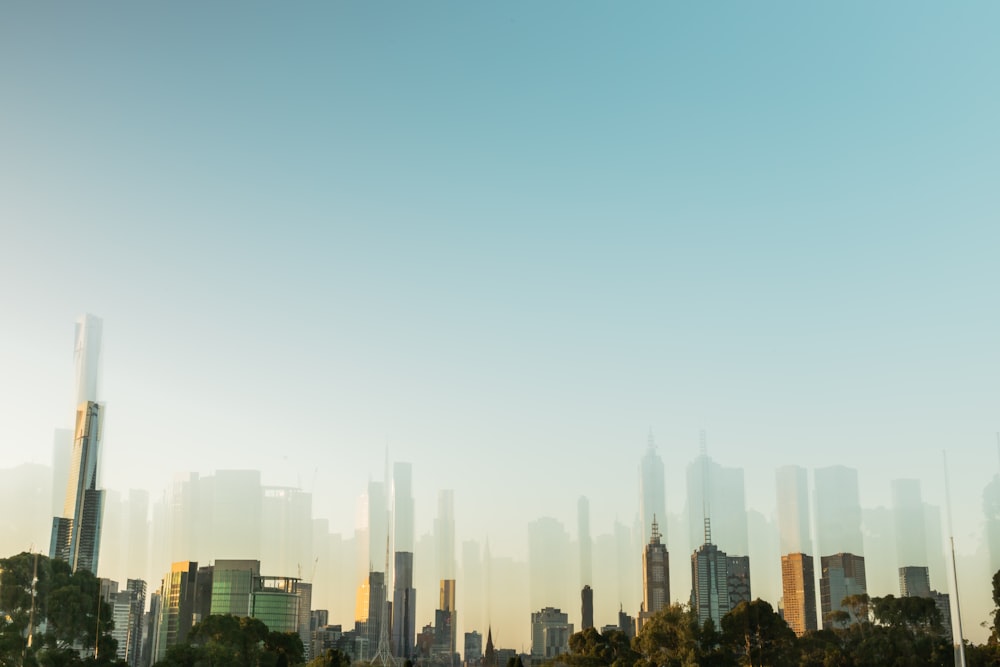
[2,1,999,572]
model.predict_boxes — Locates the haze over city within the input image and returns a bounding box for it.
[1,0,999,660]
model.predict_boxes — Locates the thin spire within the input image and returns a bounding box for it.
[701,430,711,544]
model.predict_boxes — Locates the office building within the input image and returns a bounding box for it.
[464,631,483,667]
[781,553,817,637]
[581,585,593,630]
[690,520,730,628]
[110,579,146,667]
[392,551,417,659]
[154,561,205,662]
[819,553,867,629]
[726,556,751,609]
[639,517,669,630]
[253,576,302,634]
[530,607,573,662]
[210,559,261,616]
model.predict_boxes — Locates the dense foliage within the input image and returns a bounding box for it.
[0,552,119,667]
[153,615,304,667]
[560,591,997,667]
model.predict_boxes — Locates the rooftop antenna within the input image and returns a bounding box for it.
[372,524,395,666]
[701,429,711,545]
[943,451,967,667]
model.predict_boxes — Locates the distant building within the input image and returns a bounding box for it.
[781,553,817,637]
[819,553,867,629]
[530,607,573,662]
[464,631,483,667]
[581,585,594,630]
[392,552,417,659]
[482,627,497,667]
[638,517,669,630]
[690,520,730,628]
[111,579,146,667]
[210,559,261,616]
[898,566,931,598]
[153,561,204,662]
[617,607,636,639]
[727,556,751,608]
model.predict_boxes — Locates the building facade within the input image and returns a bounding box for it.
[781,553,817,637]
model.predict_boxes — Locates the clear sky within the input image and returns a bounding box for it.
[2,0,999,604]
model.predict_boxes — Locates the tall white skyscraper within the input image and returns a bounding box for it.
[50,314,107,574]
[639,433,666,546]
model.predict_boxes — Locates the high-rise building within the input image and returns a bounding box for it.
[639,517,669,630]
[781,553,817,637]
[464,631,483,667]
[639,434,666,546]
[690,520,730,628]
[210,560,261,616]
[50,315,107,575]
[581,585,594,630]
[726,556,751,609]
[392,551,417,659]
[898,566,931,598]
[154,561,204,662]
[436,579,457,659]
[775,466,812,556]
[819,553,867,629]
[814,466,864,557]
[110,578,146,667]
[253,576,302,634]
[530,607,573,662]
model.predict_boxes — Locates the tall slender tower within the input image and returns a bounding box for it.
[639,516,669,630]
[50,314,107,574]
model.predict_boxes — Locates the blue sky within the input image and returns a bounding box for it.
[2,0,999,605]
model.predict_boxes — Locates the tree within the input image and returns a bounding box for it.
[720,599,796,667]
[0,553,116,667]
[564,627,639,667]
[632,605,704,667]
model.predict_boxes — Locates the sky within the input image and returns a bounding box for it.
[2,0,1000,625]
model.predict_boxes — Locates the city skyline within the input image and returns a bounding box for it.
[2,0,1000,655]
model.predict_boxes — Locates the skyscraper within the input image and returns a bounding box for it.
[781,553,817,637]
[639,434,666,546]
[390,461,415,660]
[690,520,730,628]
[392,551,416,659]
[581,585,594,630]
[50,314,106,575]
[639,517,669,629]
[819,553,867,629]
